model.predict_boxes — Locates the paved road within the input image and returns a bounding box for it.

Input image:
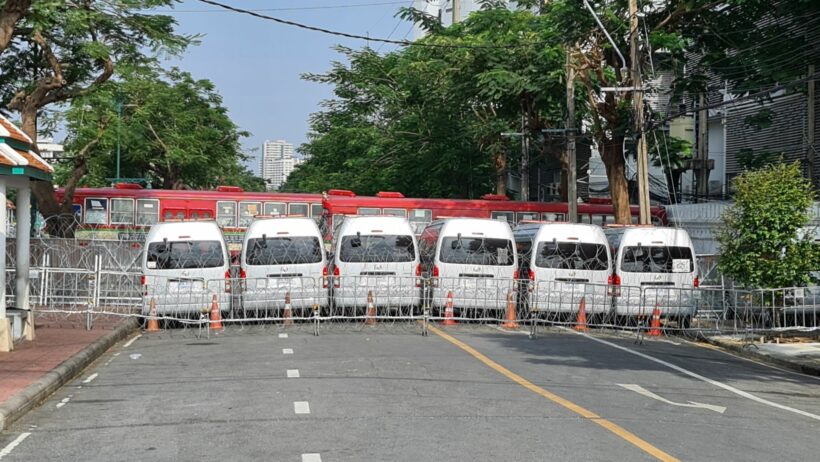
[1,325,819,461]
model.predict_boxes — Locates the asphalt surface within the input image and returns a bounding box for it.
[1,324,819,461]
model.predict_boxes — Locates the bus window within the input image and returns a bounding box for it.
[289,203,308,217]
[491,211,514,223]
[357,207,380,216]
[239,201,261,227]
[604,215,616,224]
[577,214,592,224]
[591,215,606,226]
[136,199,159,225]
[516,212,538,223]
[409,209,432,234]
[310,203,323,218]
[217,201,237,227]
[383,208,406,218]
[264,202,286,216]
[111,198,134,225]
[542,212,565,222]
[84,198,108,225]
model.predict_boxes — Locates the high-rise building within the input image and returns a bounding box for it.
[411,1,508,39]
[261,140,296,190]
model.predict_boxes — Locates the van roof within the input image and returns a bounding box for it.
[618,226,693,247]
[436,218,513,237]
[528,223,607,243]
[146,221,224,242]
[338,215,414,235]
[245,217,320,238]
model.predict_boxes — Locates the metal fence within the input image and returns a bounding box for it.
[4,240,818,338]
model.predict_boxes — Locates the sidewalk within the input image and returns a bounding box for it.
[0,313,137,430]
[706,334,820,376]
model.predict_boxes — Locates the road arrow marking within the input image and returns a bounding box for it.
[618,384,727,414]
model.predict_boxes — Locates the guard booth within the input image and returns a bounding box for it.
[0,115,54,351]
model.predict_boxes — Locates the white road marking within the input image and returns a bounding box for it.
[282,348,293,355]
[278,333,288,338]
[129,353,141,360]
[82,373,98,384]
[294,401,310,414]
[56,397,71,408]
[0,432,31,459]
[287,369,300,378]
[113,352,121,357]
[123,334,142,348]
[618,383,726,413]
[574,330,820,421]
[302,454,322,462]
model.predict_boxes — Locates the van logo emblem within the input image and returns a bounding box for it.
[654,274,662,281]
[281,267,288,272]
[569,271,576,277]
[473,266,480,272]
[182,270,189,277]
[376,264,383,270]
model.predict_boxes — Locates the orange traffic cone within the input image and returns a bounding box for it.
[648,305,661,337]
[146,297,160,332]
[442,291,457,326]
[283,291,294,326]
[210,294,223,330]
[501,291,519,329]
[365,290,377,325]
[573,296,588,332]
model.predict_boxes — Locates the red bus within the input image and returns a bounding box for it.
[58,184,323,245]
[320,189,668,235]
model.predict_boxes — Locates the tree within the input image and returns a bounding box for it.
[717,162,817,288]
[0,0,191,219]
[0,0,30,55]
[55,67,262,209]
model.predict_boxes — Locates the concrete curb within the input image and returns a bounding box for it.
[0,318,139,430]
[702,337,820,377]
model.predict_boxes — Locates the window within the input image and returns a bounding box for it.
[591,215,605,226]
[264,202,286,216]
[239,202,261,227]
[576,214,592,224]
[621,246,694,273]
[516,212,538,223]
[542,212,565,222]
[491,211,514,223]
[357,207,380,216]
[216,201,237,227]
[245,236,322,266]
[439,237,515,266]
[84,198,108,225]
[110,199,134,225]
[146,240,224,269]
[409,209,432,234]
[311,203,324,218]
[339,234,416,263]
[289,203,308,217]
[136,199,159,225]
[535,242,609,271]
[383,208,406,218]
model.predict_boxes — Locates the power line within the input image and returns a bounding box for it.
[163,1,411,13]
[195,0,540,49]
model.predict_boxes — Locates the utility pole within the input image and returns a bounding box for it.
[451,0,461,25]
[115,97,123,182]
[808,64,816,188]
[520,114,530,202]
[629,0,651,224]
[566,48,578,223]
[695,92,710,200]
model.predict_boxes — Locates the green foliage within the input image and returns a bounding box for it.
[55,66,262,191]
[717,162,818,288]
[736,149,781,171]
[285,7,568,197]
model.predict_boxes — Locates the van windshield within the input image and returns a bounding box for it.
[339,235,415,262]
[246,236,322,266]
[146,240,224,269]
[440,237,514,266]
[535,242,608,271]
[621,246,694,273]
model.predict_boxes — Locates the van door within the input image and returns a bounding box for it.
[531,240,610,314]
[617,244,695,317]
[336,232,418,306]
[436,234,516,310]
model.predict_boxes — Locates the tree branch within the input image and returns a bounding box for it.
[0,0,31,55]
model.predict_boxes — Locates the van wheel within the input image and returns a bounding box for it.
[679,315,692,330]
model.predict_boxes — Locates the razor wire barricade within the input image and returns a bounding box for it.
[3,239,818,339]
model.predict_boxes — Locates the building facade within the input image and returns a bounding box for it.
[36,138,64,166]
[261,140,297,191]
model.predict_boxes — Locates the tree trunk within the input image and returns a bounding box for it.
[494,150,507,195]
[0,0,31,55]
[600,139,632,224]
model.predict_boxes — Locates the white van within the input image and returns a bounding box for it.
[240,217,328,316]
[419,218,517,313]
[604,226,698,326]
[141,221,231,317]
[514,223,612,318]
[330,216,421,310]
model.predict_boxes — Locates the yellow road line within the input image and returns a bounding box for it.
[428,325,680,462]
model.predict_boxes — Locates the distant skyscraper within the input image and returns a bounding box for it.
[262,140,296,190]
[411,0,501,39]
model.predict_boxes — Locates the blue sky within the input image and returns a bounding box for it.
[160,0,419,172]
